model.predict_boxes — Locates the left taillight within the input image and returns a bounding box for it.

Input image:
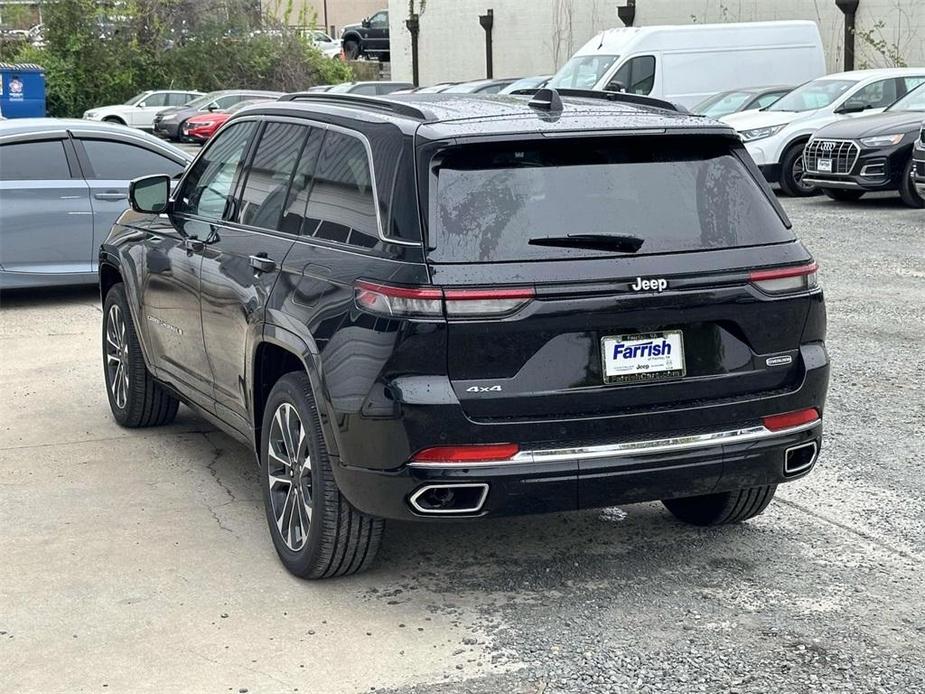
[354,281,535,319]
[749,262,818,295]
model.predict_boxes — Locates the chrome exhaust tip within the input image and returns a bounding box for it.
[408,483,489,515]
[784,441,818,477]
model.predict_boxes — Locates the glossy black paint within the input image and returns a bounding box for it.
[100,93,829,522]
[807,110,925,192]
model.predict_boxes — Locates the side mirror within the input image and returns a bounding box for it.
[137,101,146,108]
[129,174,171,214]
[837,100,869,114]
[207,103,218,111]
[361,18,370,28]
[605,80,626,93]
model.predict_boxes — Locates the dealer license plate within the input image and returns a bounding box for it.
[817,158,832,172]
[601,331,685,383]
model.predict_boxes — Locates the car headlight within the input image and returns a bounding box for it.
[194,121,215,128]
[858,133,904,147]
[740,124,786,142]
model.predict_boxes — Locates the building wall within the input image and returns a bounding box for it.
[387,0,925,84]
[268,0,384,35]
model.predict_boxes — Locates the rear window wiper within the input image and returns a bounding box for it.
[528,234,644,253]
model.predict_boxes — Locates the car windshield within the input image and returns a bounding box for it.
[123,92,151,105]
[311,31,333,42]
[693,91,755,118]
[500,76,549,93]
[887,82,925,111]
[548,55,619,90]
[327,82,358,93]
[767,79,857,112]
[429,136,792,263]
[186,92,223,108]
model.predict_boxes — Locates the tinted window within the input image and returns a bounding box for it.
[238,122,307,231]
[350,84,377,95]
[369,11,388,28]
[849,79,899,109]
[142,92,169,107]
[280,128,324,235]
[609,55,655,95]
[165,92,191,106]
[175,121,256,219]
[0,140,70,180]
[215,95,241,109]
[81,139,184,180]
[304,130,378,248]
[429,137,792,263]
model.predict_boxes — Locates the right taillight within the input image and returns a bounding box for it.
[749,262,818,295]
[354,281,535,319]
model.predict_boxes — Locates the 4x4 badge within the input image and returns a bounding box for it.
[630,277,668,292]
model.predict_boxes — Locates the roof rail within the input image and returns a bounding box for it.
[553,89,686,113]
[278,92,436,121]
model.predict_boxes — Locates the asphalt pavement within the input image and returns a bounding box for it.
[0,194,923,694]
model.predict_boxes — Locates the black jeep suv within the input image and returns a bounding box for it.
[99,89,829,579]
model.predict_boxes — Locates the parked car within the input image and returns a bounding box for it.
[802,81,925,207]
[392,83,459,94]
[341,8,389,61]
[323,81,413,95]
[443,78,519,94]
[500,75,551,94]
[692,86,793,119]
[306,30,342,59]
[83,90,203,130]
[723,69,925,196]
[0,119,189,289]
[152,90,283,141]
[181,99,273,143]
[99,89,827,579]
[914,121,925,199]
[547,21,824,108]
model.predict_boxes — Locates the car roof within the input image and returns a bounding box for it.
[815,68,925,81]
[241,92,733,140]
[0,118,192,160]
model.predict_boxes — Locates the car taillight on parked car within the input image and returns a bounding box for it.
[762,408,820,432]
[749,262,818,294]
[355,280,535,319]
[411,443,520,464]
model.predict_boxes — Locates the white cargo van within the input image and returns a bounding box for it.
[547,21,825,108]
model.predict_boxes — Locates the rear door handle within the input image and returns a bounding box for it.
[94,192,127,201]
[249,254,277,273]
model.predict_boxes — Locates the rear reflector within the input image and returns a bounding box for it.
[411,443,520,463]
[762,408,819,432]
[749,263,818,295]
[355,280,534,319]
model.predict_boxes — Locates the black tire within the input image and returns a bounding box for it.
[779,142,817,197]
[662,485,777,526]
[102,283,179,427]
[260,372,384,579]
[102,116,125,125]
[823,188,865,202]
[898,157,925,208]
[343,39,360,60]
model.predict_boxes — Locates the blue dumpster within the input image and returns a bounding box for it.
[0,63,46,118]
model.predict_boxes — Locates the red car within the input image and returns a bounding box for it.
[181,99,270,143]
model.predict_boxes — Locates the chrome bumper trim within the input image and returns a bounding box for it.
[408,420,821,468]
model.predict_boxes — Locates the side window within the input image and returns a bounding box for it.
[166,92,189,106]
[607,55,655,95]
[904,76,925,92]
[237,122,307,231]
[849,79,899,109]
[304,130,379,248]
[280,128,324,235]
[0,140,71,180]
[351,84,377,95]
[175,121,256,219]
[216,95,241,109]
[80,139,184,180]
[369,11,388,28]
[142,93,169,107]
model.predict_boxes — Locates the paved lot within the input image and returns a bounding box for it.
[1,195,923,694]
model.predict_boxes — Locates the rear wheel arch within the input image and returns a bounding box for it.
[102,115,126,125]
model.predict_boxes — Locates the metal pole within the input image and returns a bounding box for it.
[835,0,860,71]
[406,14,420,87]
[479,9,494,79]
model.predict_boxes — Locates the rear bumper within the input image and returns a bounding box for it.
[334,419,823,521]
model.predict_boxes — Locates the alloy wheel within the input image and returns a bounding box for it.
[105,304,130,409]
[793,154,813,193]
[267,402,313,551]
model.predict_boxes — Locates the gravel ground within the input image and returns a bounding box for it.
[0,194,922,693]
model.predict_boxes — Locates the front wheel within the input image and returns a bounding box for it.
[260,372,383,579]
[898,157,925,208]
[343,39,360,60]
[662,485,777,526]
[103,283,179,427]
[779,143,817,197]
[823,188,865,202]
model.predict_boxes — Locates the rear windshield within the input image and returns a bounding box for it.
[427,136,792,263]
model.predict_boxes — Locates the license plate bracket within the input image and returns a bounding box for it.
[601,331,686,384]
